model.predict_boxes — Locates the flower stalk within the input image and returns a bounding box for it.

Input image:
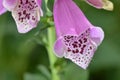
[47,26,60,80]
[44,0,60,79]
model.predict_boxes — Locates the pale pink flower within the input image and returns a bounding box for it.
[0,0,43,33]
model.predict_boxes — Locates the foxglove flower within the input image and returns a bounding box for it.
[0,0,43,33]
[53,0,104,69]
[86,0,114,11]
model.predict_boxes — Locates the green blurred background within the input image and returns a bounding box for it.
[0,0,120,80]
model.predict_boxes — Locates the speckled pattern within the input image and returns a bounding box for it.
[12,0,42,33]
[63,28,97,69]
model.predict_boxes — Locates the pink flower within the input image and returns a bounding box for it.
[0,0,43,33]
[86,0,114,11]
[53,0,104,69]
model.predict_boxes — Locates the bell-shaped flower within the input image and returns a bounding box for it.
[86,0,114,11]
[53,0,104,69]
[0,0,43,33]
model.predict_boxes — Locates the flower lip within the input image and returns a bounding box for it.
[11,0,43,33]
[90,26,104,46]
[54,33,78,58]
[54,37,65,58]
[54,28,98,69]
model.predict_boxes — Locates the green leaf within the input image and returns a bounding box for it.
[37,65,51,79]
[47,0,54,12]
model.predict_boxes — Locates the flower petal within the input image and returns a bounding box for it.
[90,27,104,46]
[36,0,42,6]
[86,0,103,9]
[35,0,43,16]
[102,0,113,11]
[54,0,91,37]
[12,0,43,33]
[54,37,65,57]
[3,0,17,11]
[0,0,7,15]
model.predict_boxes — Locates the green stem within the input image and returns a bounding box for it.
[47,27,60,80]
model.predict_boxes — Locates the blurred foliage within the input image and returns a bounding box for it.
[0,0,120,80]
